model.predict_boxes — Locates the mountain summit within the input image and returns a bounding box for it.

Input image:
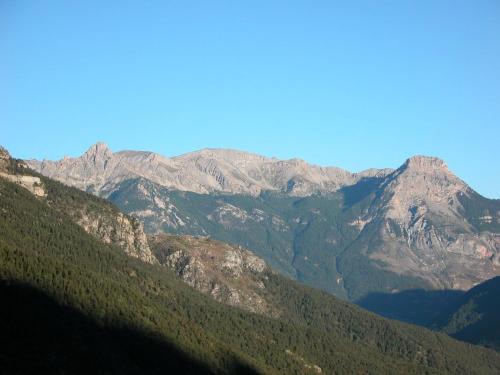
[401,155,449,171]
[27,142,394,196]
[5,145,500,373]
[82,142,113,162]
[26,143,500,301]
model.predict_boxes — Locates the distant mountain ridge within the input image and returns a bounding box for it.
[6,146,500,373]
[26,143,500,301]
[27,142,394,197]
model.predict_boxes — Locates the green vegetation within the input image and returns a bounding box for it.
[108,175,500,304]
[433,277,500,351]
[263,272,500,373]
[2,170,500,373]
[109,177,432,300]
[6,156,139,227]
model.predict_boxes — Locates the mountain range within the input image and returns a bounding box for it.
[27,143,500,306]
[28,142,393,197]
[2,145,500,374]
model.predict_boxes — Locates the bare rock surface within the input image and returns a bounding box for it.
[148,234,278,316]
[0,147,47,197]
[24,144,500,297]
[1,145,156,265]
[74,209,156,264]
[353,155,500,292]
[26,142,393,197]
[0,172,47,197]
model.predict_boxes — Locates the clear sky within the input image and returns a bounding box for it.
[1,1,499,197]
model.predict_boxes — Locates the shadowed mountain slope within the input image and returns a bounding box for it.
[25,144,500,310]
[433,276,500,351]
[0,281,221,375]
[2,148,500,373]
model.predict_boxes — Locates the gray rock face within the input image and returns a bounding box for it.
[149,234,277,316]
[25,143,500,298]
[351,155,500,292]
[0,172,47,197]
[0,147,46,197]
[0,146,11,171]
[1,145,156,265]
[75,209,156,264]
[27,143,393,197]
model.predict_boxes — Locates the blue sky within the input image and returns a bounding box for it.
[1,1,499,197]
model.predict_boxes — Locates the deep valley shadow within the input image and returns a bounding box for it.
[356,288,465,327]
[340,176,385,207]
[0,280,257,375]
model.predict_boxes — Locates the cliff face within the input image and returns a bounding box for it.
[70,208,156,263]
[0,146,156,264]
[108,163,500,299]
[149,234,278,316]
[0,147,47,197]
[24,144,500,300]
[351,156,500,292]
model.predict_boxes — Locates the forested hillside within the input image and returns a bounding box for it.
[2,156,500,374]
[28,144,500,304]
[433,277,500,351]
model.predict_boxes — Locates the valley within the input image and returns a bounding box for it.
[27,143,500,303]
[2,146,500,373]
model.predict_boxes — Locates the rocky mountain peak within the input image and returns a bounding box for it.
[27,143,393,197]
[400,155,449,173]
[83,142,113,162]
[383,154,467,208]
[27,143,474,203]
[174,148,273,165]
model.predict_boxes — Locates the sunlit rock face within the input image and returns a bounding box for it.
[1,145,156,265]
[26,144,500,299]
[26,142,393,197]
[353,155,500,292]
[148,234,278,317]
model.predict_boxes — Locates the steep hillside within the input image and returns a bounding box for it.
[3,151,500,373]
[26,144,500,302]
[107,173,500,301]
[109,178,364,298]
[340,156,500,296]
[148,233,500,354]
[1,147,155,263]
[149,234,277,316]
[433,276,500,351]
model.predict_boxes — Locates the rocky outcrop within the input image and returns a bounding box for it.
[1,145,156,265]
[148,234,278,316]
[26,143,393,197]
[350,155,500,292]
[24,144,500,298]
[0,173,46,197]
[0,147,46,197]
[0,146,11,171]
[75,209,156,264]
